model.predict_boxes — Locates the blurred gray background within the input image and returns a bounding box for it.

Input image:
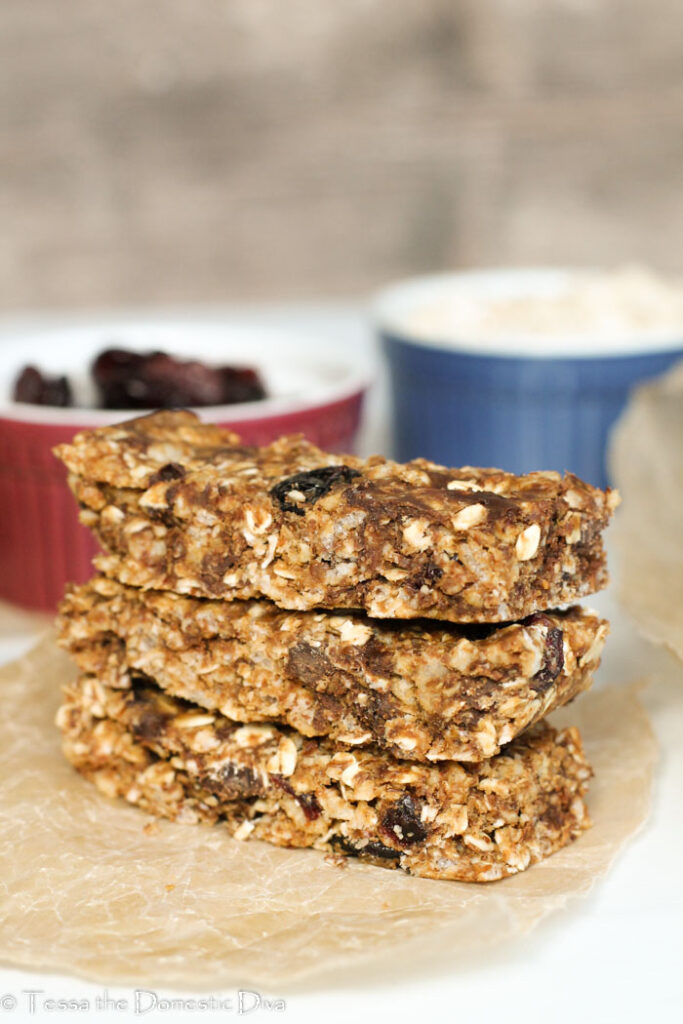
[1,0,682,310]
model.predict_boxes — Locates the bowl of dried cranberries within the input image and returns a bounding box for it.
[0,321,369,610]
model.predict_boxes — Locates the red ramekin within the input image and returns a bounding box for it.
[0,322,369,611]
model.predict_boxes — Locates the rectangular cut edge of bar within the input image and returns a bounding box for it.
[56,577,609,763]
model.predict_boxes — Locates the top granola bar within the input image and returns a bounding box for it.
[55,410,619,622]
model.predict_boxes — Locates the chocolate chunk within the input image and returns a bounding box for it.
[145,506,180,529]
[407,561,443,590]
[270,466,361,515]
[127,679,178,740]
[131,709,168,742]
[381,794,429,846]
[331,835,401,862]
[128,700,172,741]
[356,687,398,735]
[421,562,443,583]
[362,840,403,860]
[199,550,236,593]
[205,763,264,799]
[540,803,565,830]
[444,488,515,514]
[360,635,393,678]
[150,462,186,484]
[309,690,344,731]
[286,642,334,686]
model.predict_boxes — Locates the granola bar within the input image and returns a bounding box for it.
[57,674,592,882]
[58,576,608,763]
[55,410,618,623]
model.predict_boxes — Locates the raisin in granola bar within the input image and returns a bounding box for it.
[58,576,607,763]
[57,674,592,882]
[54,410,619,623]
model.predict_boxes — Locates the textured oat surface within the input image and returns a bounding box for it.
[58,673,593,882]
[58,577,608,762]
[55,410,618,623]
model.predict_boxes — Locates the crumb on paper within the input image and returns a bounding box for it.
[323,852,348,869]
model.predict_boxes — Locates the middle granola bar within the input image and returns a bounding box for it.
[58,576,608,763]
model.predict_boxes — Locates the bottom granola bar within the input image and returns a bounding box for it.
[57,674,592,882]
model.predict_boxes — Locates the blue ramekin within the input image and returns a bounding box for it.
[375,269,683,487]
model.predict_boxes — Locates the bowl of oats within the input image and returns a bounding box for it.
[376,266,683,487]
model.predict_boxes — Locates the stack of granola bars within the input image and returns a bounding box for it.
[55,410,616,882]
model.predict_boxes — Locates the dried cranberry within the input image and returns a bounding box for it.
[92,346,267,409]
[92,348,150,408]
[271,774,321,821]
[380,794,429,847]
[271,774,296,797]
[270,466,361,515]
[527,614,565,691]
[295,791,322,822]
[219,367,267,404]
[13,366,72,407]
[142,354,228,407]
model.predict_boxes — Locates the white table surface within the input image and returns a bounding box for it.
[0,309,681,1024]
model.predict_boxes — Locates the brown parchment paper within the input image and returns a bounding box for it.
[609,360,683,661]
[0,633,657,990]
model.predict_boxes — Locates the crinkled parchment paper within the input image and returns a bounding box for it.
[610,360,683,661]
[0,633,657,989]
